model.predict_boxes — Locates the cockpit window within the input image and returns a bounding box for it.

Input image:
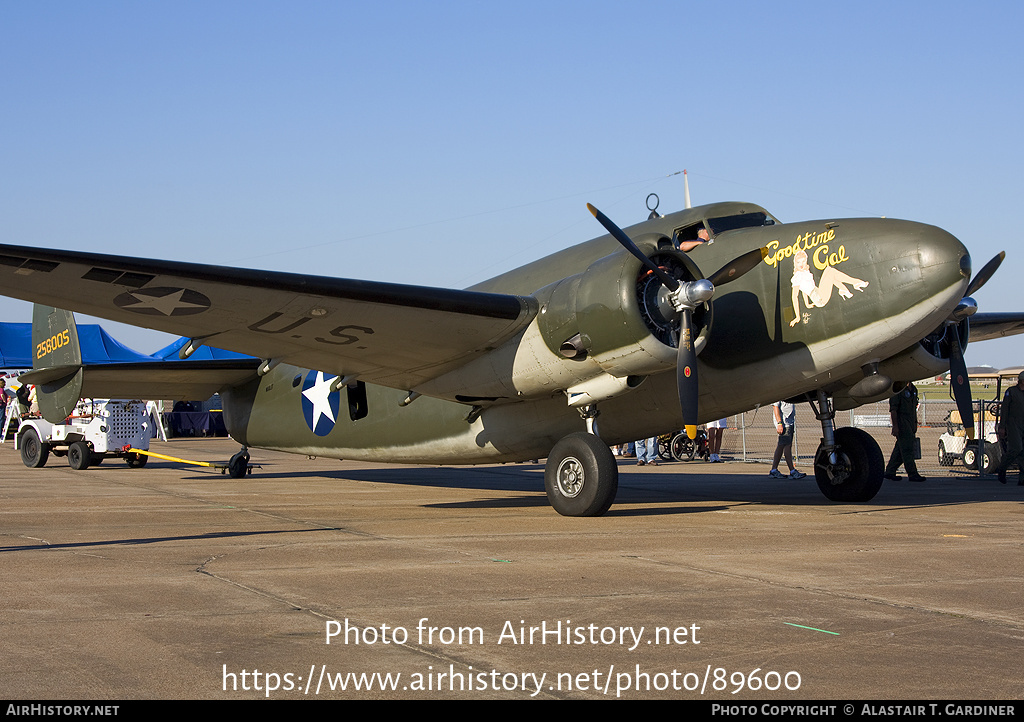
[708,212,773,235]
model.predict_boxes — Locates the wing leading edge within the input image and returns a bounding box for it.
[969,313,1024,343]
[0,244,538,392]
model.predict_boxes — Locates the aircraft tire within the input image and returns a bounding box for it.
[68,441,91,471]
[228,449,250,479]
[544,432,617,517]
[20,428,49,469]
[813,427,883,502]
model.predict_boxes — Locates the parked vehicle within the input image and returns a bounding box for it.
[937,403,1001,473]
[17,399,151,470]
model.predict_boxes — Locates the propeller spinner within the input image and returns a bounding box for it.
[587,204,766,438]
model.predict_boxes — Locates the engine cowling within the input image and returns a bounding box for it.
[538,236,710,378]
[919,318,970,370]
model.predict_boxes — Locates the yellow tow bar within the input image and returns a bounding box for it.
[124,447,254,476]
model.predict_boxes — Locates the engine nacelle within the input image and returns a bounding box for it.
[417,239,711,403]
[538,237,709,377]
[566,373,647,407]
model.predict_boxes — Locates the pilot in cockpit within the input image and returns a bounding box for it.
[677,226,712,252]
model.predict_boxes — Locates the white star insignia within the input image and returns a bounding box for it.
[123,289,206,316]
[302,372,337,431]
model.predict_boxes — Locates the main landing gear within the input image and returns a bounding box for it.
[807,390,884,502]
[545,404,618,517]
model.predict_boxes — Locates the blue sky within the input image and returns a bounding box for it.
[2,1,1022,368]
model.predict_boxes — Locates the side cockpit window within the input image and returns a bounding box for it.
[672,222,713,251]
[674,223,706,245]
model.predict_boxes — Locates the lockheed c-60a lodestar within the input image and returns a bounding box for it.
[3,193,1019,515]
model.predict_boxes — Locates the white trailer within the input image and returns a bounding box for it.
[17,399,151,470]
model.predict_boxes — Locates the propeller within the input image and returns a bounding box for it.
[965,251,1004,297]
[587,203,766,438]
[947,251,1005,439]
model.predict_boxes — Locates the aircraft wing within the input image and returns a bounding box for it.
[970,313,1024,343]
[0,244,537,391]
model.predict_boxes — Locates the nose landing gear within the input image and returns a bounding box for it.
[807,391,884,502]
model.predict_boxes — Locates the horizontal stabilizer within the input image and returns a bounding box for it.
[20,359,261,402]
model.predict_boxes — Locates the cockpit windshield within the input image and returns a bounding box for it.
[707,212,774,235]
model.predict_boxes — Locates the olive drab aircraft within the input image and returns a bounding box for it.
[2,194,1021,516]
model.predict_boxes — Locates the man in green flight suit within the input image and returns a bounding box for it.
[884,381,925,482]
[996,371,1024,485]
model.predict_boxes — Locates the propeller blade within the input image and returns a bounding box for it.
[587,203,679,291]
[706,246,769,287]
[677,308,699,438]
[948,330,975,440]
[965,251,1004,297]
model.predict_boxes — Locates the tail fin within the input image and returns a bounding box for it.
[30,305,83,422]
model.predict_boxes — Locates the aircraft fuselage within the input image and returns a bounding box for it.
[224,202,970,464]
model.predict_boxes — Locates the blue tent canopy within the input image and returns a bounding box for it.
[0,323,33,368]
[150,336,255,361]
[0,322,254,369]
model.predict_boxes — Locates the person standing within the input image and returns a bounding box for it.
[635,437,658,467]
[707,418,726,462]
[884,381,925,482]
[996,371,1024,485]
[768,401,806,479]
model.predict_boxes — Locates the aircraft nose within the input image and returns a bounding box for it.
[919,222,970,280]
[874,219,970,302]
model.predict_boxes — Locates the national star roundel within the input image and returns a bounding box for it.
[112,287,211,316]
[301,370,341,436]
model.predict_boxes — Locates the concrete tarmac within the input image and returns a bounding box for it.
[1,438,1022,700]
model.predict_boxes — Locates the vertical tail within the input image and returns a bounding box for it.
[30,305,84,422]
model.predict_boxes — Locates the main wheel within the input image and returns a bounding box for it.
[544,432,618,517]
[68,441,91,470]
[670,432,696,461]
[20,427,49,468]
[813,427,884,502]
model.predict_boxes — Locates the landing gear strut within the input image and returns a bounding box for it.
[807,390,884,502]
